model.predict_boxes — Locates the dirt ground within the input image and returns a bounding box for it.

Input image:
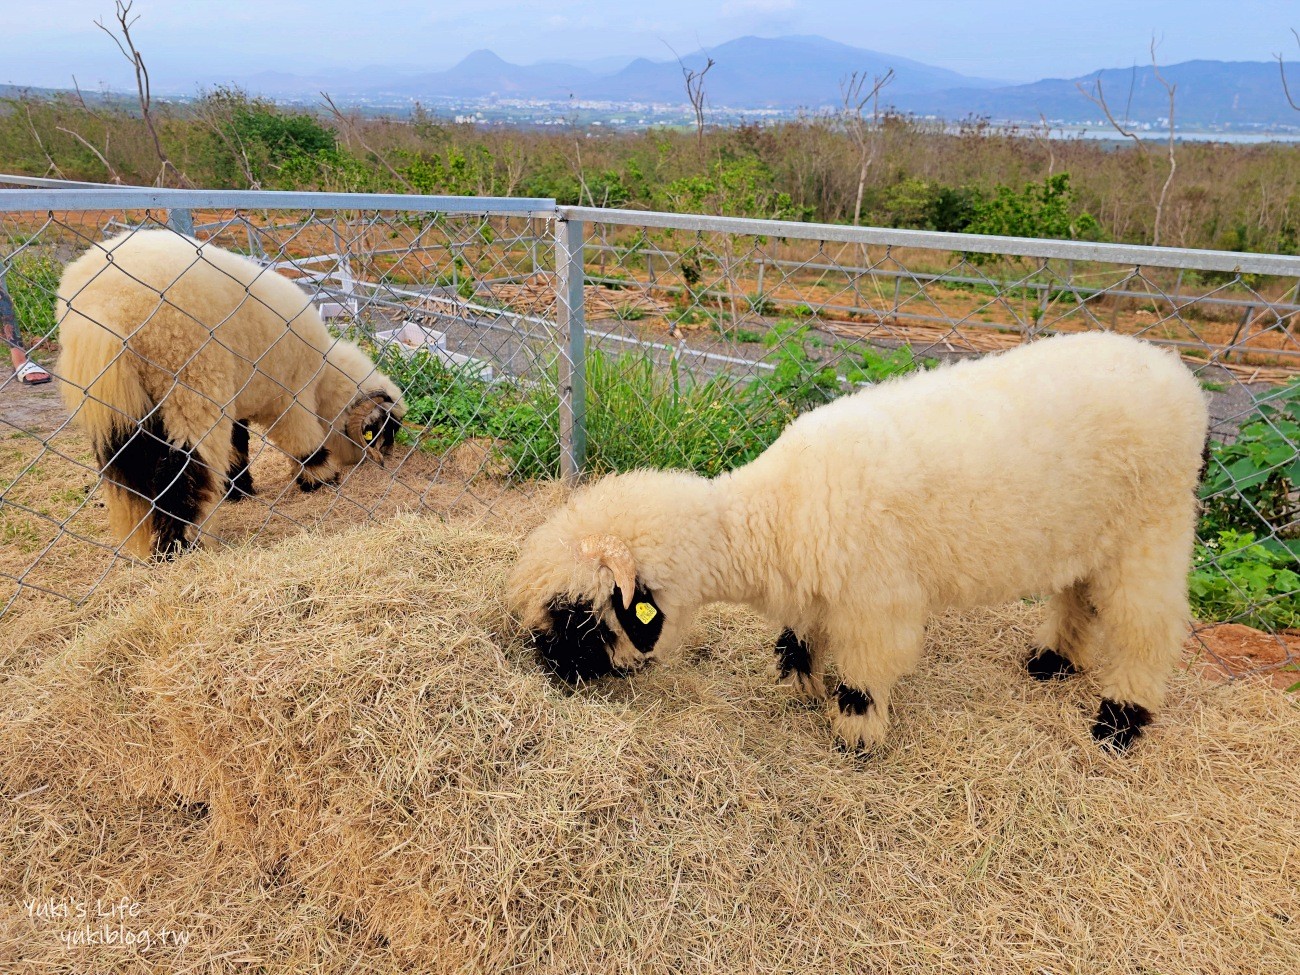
[0,371,555,665]
[1192,624,1300,689]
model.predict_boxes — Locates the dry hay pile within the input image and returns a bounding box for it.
[2,517,1299,974]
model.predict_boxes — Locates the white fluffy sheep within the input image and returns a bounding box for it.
[509,332,1209,753]
[56,229,405,558]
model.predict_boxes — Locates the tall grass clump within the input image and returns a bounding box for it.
[576,352,793,477]
[382,336,938,481]
[5,254,62,343]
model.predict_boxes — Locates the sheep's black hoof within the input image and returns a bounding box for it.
[835,684,873,716]
[1026,647,1078,681]
[296,446,334,492]
[1091,698,1151,753]
[833,738,876,760]
[775,628,812,680]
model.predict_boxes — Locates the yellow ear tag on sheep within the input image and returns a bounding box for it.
[364,430,374,442]
[635,601,657,625]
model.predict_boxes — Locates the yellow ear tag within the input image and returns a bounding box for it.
[635,602,657,625]
[364,430,375,442]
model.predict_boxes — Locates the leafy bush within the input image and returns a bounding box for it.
[877,178,981,232]
[760,320,841,413]
[1200,379,1300,538]
[199,88,337,187]
[656,156,812,221]
[840,343,938,384]
[380,345,796,481]
[1190,530,1300,631]
[760,322,935,412]
[577,353,792,477]
[377,348,553,477]
[962,173,1100,259]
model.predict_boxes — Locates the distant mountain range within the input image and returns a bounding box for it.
[895,60,1300,128]
[244,35,1011,107]
[11,34,1300,131]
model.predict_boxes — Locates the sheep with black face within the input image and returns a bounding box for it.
[509,333,1208,754]
[56,230,405,558]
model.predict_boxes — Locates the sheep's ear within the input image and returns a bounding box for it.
[577,534,637,609]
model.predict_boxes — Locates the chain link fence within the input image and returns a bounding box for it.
[3,178,1300,680]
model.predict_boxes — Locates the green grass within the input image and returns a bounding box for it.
[7,254,61,344]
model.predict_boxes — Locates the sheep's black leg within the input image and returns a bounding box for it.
[1026,646,1079,681]
[296,445,336,492]
[102,414,211,559]
[150,442,211,559]
[835,683,874,716]
[224,419,255,501]
[775,628,812,680]
[831,683,879,756]
[1091,698,1151,753]
[773,628,826,703]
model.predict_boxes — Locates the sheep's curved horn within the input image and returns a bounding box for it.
[345,391,391,462]
[578,534,637,608]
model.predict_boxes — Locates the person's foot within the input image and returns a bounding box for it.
[14,360,51,385]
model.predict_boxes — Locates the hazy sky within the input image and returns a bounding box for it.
[2,0,1297,90]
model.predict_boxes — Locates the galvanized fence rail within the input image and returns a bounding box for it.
[3,178,1299,680]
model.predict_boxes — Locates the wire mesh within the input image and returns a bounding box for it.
[0,196,562,617]
[2,184,1299,684]
[565,212,1300,680]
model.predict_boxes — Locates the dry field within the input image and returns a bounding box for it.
[1,513,1298,974]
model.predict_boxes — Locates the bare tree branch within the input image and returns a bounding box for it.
[1077,39,1176,247]
[1077,75,1147,156]
[21,100,65,178]
[320,92,415,191]
[1277,27,1300,111]
[675,49,715,154]
[840,68,894,225]
[192,91,261,189]
[1031,112,1056,178]
[94,1,191,186]
[56,126,124,183]
[1149,38,1178,247]
[69,75,103,119]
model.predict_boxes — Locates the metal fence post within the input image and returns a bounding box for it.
[167,208,194,236]
[555,216,587,481]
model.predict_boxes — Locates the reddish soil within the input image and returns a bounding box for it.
[1186,624,1299,690]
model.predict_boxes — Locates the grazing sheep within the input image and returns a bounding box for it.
[56,230,405,559]
[509,333,1208,754]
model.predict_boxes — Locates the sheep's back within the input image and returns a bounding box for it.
[741,333,1207,607]
[57,231,330,413]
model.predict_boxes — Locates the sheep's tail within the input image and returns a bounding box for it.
[57,324,215,559]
